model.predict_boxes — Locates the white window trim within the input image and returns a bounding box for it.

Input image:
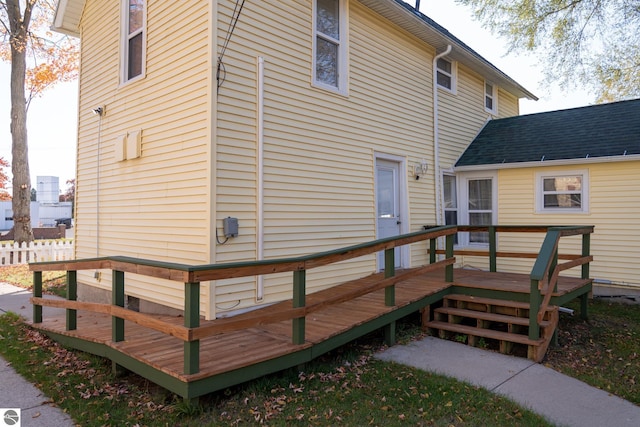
[535,169,590,214]
[312,0,349,95]
[456,172,497,248]
[484,81,497,114]
[436,58,457,94]
[120,0,147,85]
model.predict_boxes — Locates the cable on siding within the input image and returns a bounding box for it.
[217,0,247,92]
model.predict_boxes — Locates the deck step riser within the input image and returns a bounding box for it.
[426,294,559,362]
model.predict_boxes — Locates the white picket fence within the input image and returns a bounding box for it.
[0,240,75,266]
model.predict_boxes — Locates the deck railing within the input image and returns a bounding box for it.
[30,226,457,376]
[28,224,593,375]
[429,225,594,340]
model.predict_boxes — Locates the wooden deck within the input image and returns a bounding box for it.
[29,267,591,399]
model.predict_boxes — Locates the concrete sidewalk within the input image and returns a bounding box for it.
[0,283,75,427]
[376,336,640,427]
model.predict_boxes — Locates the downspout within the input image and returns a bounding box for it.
[256,56,265,301]
[432,45,452,226]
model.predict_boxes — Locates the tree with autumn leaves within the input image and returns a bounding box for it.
[1,0,78,243]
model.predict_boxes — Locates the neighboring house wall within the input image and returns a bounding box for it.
[457,161,640,291]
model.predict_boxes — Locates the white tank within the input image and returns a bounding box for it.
[36,176,60,204]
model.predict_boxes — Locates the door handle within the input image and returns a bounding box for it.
[397,220,402,225]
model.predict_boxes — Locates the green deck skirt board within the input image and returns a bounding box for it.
[29,268,591,400]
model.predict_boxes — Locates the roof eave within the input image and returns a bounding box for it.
[454,154,640,172]
[358,0,538,100]
[52,0,82,37]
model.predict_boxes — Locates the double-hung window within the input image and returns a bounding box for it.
[448,173,496,247]
[122,0,146,83]
[485,81,497,114]
[314,0,347,93]
[436,57,456,93]
[536,171,589,213]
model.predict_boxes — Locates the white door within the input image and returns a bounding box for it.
[376,159,402,269]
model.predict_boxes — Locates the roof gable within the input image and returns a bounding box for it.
[456,99,640,168]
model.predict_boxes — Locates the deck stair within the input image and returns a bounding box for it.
[425,294,559,362]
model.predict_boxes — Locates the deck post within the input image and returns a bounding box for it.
[184,282,200,375]
[489,226,497,272]
[429,238,436,264]
[384,248,395,306]
[33,271,42,323]
[112,270,125,343]
[66,271,77,331]
[292,270,306,345]
[445,233,454,282]
[581,233,591,280]
[384,249,396,346]
[550,249,558,292]
[529,279,541,340]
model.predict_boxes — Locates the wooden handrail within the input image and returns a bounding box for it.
[536,255,593,323]
[29,226,458,282]
[31,258,457,342]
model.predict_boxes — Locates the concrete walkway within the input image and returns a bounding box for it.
[376,336,640,427]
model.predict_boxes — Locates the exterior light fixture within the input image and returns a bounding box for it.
[414,160,428,180]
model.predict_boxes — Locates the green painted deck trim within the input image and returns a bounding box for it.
[66,271,77,331]
[489,226,497,273]
[33,271,42,323]
[112,270,125,343]
[184,282,200,375]
[293,270,306,345]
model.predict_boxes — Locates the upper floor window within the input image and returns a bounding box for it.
[436,57,456,93]
[313,0,348,93]
[122,0,146,83]
[536,171,589,213]
[485,81,497,114]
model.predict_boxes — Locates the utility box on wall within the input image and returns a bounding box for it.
[223,217,238,238]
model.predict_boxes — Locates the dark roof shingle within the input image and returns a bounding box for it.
[456,99,640,167]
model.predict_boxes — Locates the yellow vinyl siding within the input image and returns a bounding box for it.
[75,1,212,313]
[437,63,518,171]
[493,162,640,288]
[214,1,440,310]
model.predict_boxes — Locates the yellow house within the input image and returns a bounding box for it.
[454,99,640,297]
[53,0,536,320]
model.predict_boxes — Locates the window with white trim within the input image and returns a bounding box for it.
[313,0,347,93]
[122,0,146,83]
[436,57,456,92]
[485,81,497,114]
[443,175,459,245]
[452,173,496,247]
[536,171,589,213]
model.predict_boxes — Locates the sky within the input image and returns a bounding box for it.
[0,0,596,194]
